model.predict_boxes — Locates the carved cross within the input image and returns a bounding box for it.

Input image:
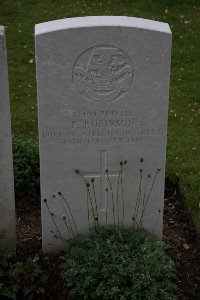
[83,150,119,212]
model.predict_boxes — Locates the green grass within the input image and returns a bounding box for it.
[0,0,199,234]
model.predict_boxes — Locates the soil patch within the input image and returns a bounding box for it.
[16,179,200,299]
[164,178,200,299]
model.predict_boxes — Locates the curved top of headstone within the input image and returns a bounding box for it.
[35,16,171,36]
[0,25,4,35]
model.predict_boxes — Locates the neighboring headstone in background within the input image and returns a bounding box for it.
[0,26,16,253]
[35,16,172,254]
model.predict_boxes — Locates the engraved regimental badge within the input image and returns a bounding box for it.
[73,46,134,103]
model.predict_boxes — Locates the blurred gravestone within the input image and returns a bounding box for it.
[0,26,16,252]
[35,16,172,254]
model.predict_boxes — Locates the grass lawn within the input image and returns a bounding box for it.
[0,0,199,234]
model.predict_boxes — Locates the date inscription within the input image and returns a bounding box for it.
[41,109,164,146]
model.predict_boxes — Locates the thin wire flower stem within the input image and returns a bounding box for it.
[86,188,91,230]
[53,234,68,244]
[105,188,108,227]
[116,171,121,226]
[44,199,63,241]
[62,215,73,239]
[91,179,99,228]
[152,210,161,234]
[58,192,78,234]
[133,168,142,227]
[140,168,160,223]
[87,185,97,228]
[138,175,149,227]
[106,171,116,226]
[76,170,93,228]
[120,165,125,228]
[62,206,75,237]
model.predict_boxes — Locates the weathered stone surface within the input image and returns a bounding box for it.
[35,16,172,253]
[0,26,16,252]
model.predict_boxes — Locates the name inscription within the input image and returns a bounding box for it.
[42,110,164,146]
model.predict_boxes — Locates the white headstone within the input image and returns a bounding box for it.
[35,16,172,254]
[0,26,16,252]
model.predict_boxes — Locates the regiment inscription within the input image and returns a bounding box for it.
[42,108,165,146]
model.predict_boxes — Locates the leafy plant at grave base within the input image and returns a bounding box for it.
[0,244,17,300]
[0,233,47,300]
[14,258,47,299]
[12,136,40,199]
[60,226,176,300]
[0,255,47,299]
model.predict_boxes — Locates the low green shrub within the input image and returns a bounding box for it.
[0,252,47,299]
[12,136,40,198]
[60,226,175,300]
[0,251,17,299]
